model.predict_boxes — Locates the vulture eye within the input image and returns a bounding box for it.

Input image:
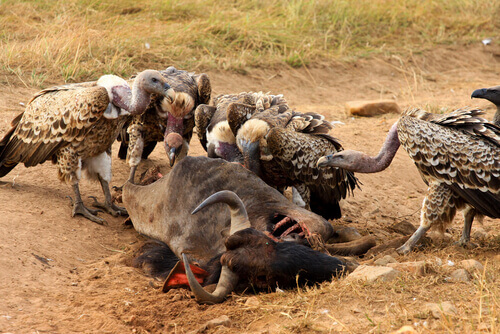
[152,77,158,83]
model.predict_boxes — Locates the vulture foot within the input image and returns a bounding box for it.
[454,239,478,249]
[68,197,106,225]
[396,244,412,255]
[89,196,128,217]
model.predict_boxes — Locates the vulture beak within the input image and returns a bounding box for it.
[164,132,183,167]
[163,84,176,104]
[316,154,334,168]
[238,139,261,174]
[168,147,176,167]
[471,88,487,99]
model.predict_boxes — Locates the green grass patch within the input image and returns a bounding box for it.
[0,0,498,84]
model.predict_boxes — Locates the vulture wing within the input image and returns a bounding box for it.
[0,82,110,171]
[399,108,500,218]
[266,127,360,219]
[195,104,217,151]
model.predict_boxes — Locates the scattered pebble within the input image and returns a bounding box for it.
[245,296,260,307]
[346,100,401,117]
[460,259,484,272]
[447,269,471,283]
[387,261,430,276]
[347,265,401,283]
[374,255,397,266]
[391,325,418,334]
[206,315,231,329]
[421,301,457,319]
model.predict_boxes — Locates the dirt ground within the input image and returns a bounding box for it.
[0,46,499,334]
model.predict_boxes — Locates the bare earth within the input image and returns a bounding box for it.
[0,46,499,334]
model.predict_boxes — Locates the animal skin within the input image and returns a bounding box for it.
[123,156,375,303]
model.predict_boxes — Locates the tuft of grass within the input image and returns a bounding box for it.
[0,0,498,85]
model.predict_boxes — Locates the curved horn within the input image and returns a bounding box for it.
[183,253,239,304]
[192,190,251,235]
[186,190,251,303]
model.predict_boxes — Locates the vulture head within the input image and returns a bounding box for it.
[207,121,243,162]
[106,69,176,116]
[164,132,184,167]
[236,118,270,176]
[316,150,366,172]
[160,66,212,166]
[471,85,500,106]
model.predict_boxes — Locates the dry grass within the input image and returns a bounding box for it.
[226,246,500,333]
[0,0,498,86]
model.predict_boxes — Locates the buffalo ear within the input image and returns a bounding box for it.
[220,227,230,238]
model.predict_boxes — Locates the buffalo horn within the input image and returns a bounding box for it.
[186,190,251,303]
[191,190,251,235]
[183,254,238,304]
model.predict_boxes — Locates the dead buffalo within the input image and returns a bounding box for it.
[123,156,375,303]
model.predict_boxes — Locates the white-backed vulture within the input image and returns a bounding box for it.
[317,107,500,254]
[118,66,211,182]
[230,105,359,220]
[195,92,287,162]
[0,70,175,224]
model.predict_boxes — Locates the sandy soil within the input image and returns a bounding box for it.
[0,46,499,334]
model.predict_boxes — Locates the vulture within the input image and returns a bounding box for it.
[195,91,286,162]
[317,107,500,254]
[0,70,175,224]
[118,66,211,182]
[229,104,359,220]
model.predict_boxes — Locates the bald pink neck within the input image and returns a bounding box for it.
[353,122,400,173]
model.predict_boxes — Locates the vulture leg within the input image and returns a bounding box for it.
[71,183,105,225]
[126,124,145,184]
[397,182,457,255]
[91,175,128,217]
[457,206,477,248]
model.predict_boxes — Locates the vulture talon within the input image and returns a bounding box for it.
[89,196,127,217]
[72,200,106,225]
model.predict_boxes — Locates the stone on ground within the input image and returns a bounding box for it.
[347,265,400,283]
[346,99,401,116]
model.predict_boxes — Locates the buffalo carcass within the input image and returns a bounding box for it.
[123,156,375,303]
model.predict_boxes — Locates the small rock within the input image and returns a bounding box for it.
[206,315,231,329]
[460,259,484,273]
[391,325,418,334]
[422,301,457,319]
[374,255,397,266]
[347,265,400,283]
[472,227,488,240]
[387,220,417,235]
[346,100,401,117]
[448,269,471,283]
[387,261,430,276]
[171,293,182,301]
[245,296,260,307]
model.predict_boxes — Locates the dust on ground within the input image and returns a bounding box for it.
[0,46,499,333]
